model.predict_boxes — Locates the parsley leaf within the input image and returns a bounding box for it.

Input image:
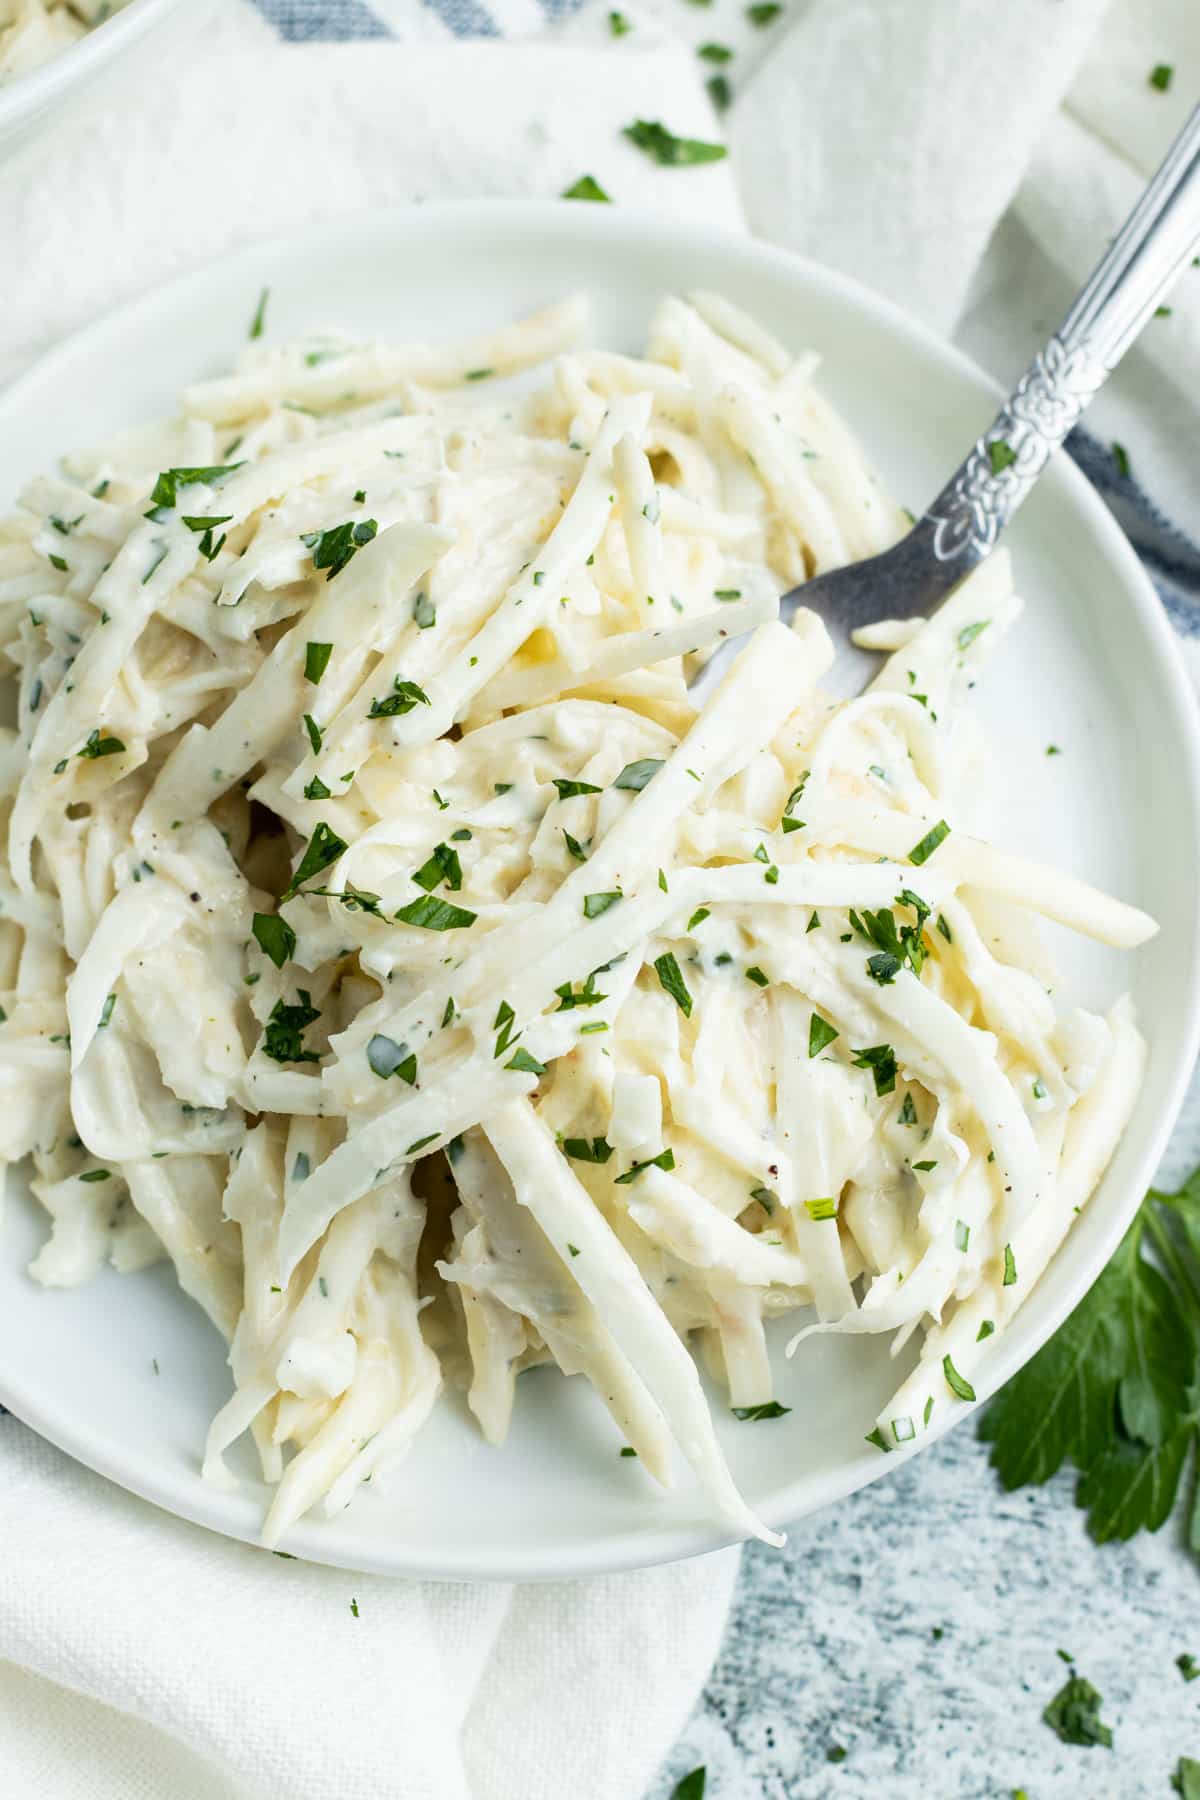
[613,758,664,791]
[301,518,378,581]
[412,842,464,893]
[394,895,478,930]
[670,1771,707,1800]
[979,1169,1200,1548]
[368,677,431,719]
[851,1043,897,1096]
[552,777,602,800]
[282,821,348,900]
[809,1013,838,1058]
[304,642,333,684]
[623,119,727,167]
[252,912,295,969]
[654,951,693,1017]
[583,891,622,919]
[562,174,611,202]
[563,1136,614,1164]
[908,820,950,865]
[1042,1675,1113,1749]
[366,1034,417,1084]
[614,1148,676,1185]
[77,728,125,761]
[262,992,321,1064]
[731,1401,791,1420]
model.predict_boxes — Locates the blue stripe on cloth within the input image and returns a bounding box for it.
[1066,426,1200,636]
[418,0,500,36]
[250,0,392,39]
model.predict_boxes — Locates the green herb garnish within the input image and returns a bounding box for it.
[613,758,664,791]
[282,821,347,900]
[908,820,950,865]
[262,992,321,1064]
[623,119,727,167]
[1043,1675,1113,1748]
[252,912,296,968]
[654,952,693,1017]
[368,676,431,719]
[301,518,378,581]
[562,174,611,202]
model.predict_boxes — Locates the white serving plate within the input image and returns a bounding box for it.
[0,201,1197,1581]
[0,0,191,163]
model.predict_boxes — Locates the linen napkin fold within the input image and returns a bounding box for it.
[732,0,1199,535]
[0,1422,738,1800]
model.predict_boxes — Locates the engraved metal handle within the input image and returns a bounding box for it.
[922,102,1200,571]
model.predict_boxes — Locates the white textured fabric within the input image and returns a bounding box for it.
[0,1,1195,1797]
[734,0,1199,528]
[0,1421,739,1800]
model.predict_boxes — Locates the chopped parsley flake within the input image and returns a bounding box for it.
[395,895,478,931]
[731,1401,791,1420]
[851,1043,897,1096]
[563,1136,614,1164]
[583,891,622,919]
[809,1013,838,1058]
[613,758,664,791]
[252,912,296,968]
[282,821,348,900]
[366,1034,417,1083]
[77,729,125,761]
[262,992,322,1064]
[908,820,950,865]
[412,842,464,893]
[368,677,431,719]
[943,1354,976,1402]
[614,1148,676,1185]
[804,1196,837,1221]
[304,642,333,684]
[622,119,727,167]
[654,952,694,1017]
[561,174,611,202]
[1043,1675,1113,1748]
[302,518,378,581]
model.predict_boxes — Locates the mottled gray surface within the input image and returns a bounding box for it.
[650,1073,1200,1800]
[650,1430,1197,1800]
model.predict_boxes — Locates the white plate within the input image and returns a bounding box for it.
[1,201,1197,1581]
[0,0,192,164]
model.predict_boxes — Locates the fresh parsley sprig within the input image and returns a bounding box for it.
[980,1167,1200,1550]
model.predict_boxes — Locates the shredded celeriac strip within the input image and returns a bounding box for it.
[0,290,1156,1549]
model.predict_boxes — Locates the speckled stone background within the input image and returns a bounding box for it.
[647,1071,1200,1800]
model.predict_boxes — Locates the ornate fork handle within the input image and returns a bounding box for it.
[923,103,1200,571]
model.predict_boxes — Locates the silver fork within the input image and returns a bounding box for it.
[776,102,1200,697]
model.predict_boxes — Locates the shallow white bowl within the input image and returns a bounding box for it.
[1,201,1197,1581]
[0,0,190,162]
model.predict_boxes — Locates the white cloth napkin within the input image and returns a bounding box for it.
[734,0,1200,533]
[0,2,1195,1797]
[0,1424,738,1800]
